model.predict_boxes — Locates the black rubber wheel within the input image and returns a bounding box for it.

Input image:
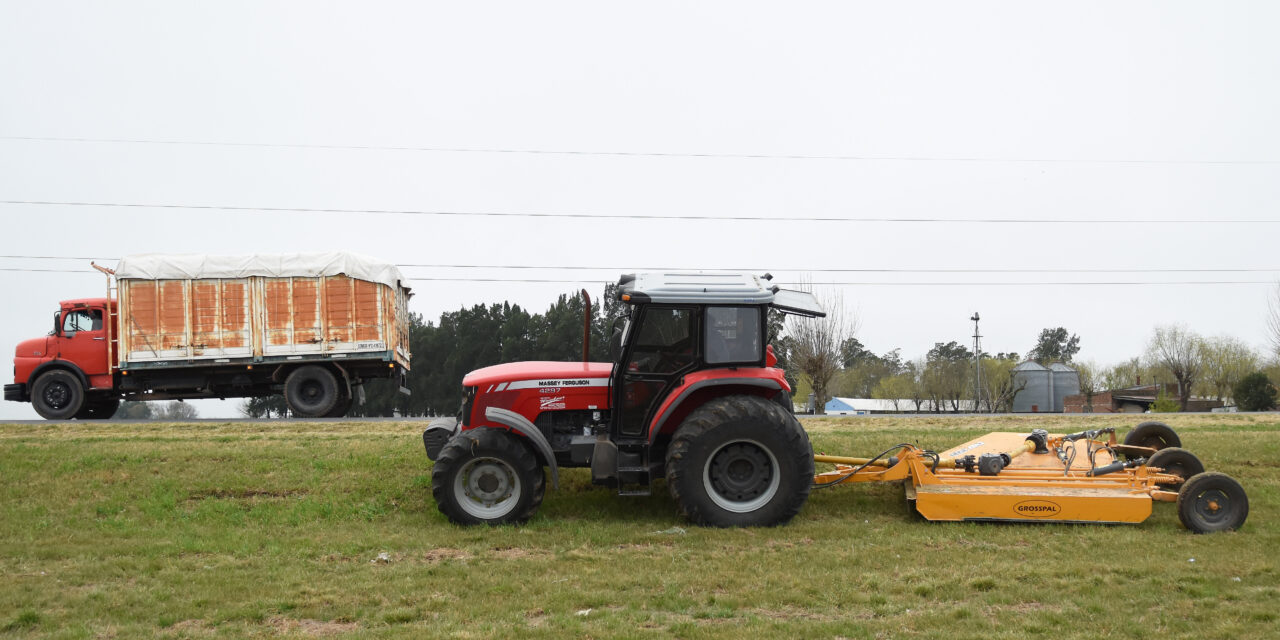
[1122,421,1181,460]
[1147,447,1205,490]
[431,428,545,525]
[284,366,340,418]
[666,395,814,527]
[74,397,120,420]
[1177,472,1248,534]
[323,388,354,418]
[31,370,85,420]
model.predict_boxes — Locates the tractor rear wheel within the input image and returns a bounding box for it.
[1122,421,1180,460]
[284,366,340,418]
[1177,472,1248,533]
[666,395,813,527]
[1146,447,1204,490]
[431,428,545,526]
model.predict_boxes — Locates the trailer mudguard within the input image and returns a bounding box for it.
[484,406,560,489]
[647,373,786,445]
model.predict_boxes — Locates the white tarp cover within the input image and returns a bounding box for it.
[115,251,409,292]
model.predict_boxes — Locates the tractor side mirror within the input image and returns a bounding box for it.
[608,316,627,360]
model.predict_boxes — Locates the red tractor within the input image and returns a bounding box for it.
[422,272,825,526]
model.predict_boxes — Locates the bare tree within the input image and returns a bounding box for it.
[1074,360,1100,412]
[1146,325,1206,411]
[1197,335,1260,402]
[787,289,857,414]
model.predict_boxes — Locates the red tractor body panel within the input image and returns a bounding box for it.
[644,365,791,444]
[462,361,613,429]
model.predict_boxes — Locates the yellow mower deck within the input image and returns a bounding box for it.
[812,426,1246,532]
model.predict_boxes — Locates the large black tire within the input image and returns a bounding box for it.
[323,388,354,418]
[431,428,545,526]
[74,397,120,420]
[665,395,814,527]
[1147,447,1205,490]
[284,366,340,418]
[31,370,85,420]
[1177,472,1248,534]
[1122,421,1181,460]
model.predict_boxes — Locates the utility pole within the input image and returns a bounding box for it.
[971,313,985,413]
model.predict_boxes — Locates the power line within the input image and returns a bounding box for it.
[4,134,1279,166]
[1,199,1275,225]
[0,267,1272,286]
[3,255,1278,274]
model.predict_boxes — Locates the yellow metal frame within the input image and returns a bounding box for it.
[814,431,1182,526]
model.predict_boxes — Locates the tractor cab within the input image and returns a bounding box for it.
[423,272,825,527]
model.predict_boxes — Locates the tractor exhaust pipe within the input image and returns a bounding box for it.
[581,289,591,363]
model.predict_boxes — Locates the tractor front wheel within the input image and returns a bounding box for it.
[431,428,545,525]
[666,395,813,527]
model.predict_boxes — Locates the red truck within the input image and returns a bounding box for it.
[6,252,412,420]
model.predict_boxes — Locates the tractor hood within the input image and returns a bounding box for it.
[463,361,613,388]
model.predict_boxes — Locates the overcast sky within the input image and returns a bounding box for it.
[2,1,1277,419]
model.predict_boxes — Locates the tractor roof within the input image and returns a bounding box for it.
[616,272,826,317]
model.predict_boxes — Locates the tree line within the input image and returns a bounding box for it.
[235,284,1280,418]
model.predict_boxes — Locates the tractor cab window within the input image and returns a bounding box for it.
[62,309,101,334]
[628,308,694,374]
[705,306,762,364]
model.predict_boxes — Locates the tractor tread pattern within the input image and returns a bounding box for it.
[666,394,813,527]
[431,428,545,526]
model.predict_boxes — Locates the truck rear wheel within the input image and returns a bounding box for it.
[431,428,545,525]
[74,398,120,420]
[32,370,85,420]
[284,366,340,418]
[324,389,354,418]
[666,395,814,527]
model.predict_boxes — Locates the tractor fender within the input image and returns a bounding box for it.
[647,376,785,445]
[484,407,560,490]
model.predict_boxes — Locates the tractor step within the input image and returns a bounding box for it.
[617,465,652,496]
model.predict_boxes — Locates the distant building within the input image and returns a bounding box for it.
[1062,383,1225,413]
[823,397,976,415]
[1011,361,1080,413]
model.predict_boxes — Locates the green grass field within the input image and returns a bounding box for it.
[1,414,1276,639]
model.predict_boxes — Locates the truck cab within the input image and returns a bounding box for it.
[7,298,121,419]
[423,272,825,527]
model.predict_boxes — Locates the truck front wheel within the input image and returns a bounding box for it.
[431,428,545,525]
[666,395,814,527]
[32,370,85,420]
[284,366,340,417]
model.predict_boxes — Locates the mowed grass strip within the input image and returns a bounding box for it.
[0,414,1276,639]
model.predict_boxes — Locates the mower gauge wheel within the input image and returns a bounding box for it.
[1122,421,1181,461]
[1146,447,1204,490]
[1177,472,1248,534]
